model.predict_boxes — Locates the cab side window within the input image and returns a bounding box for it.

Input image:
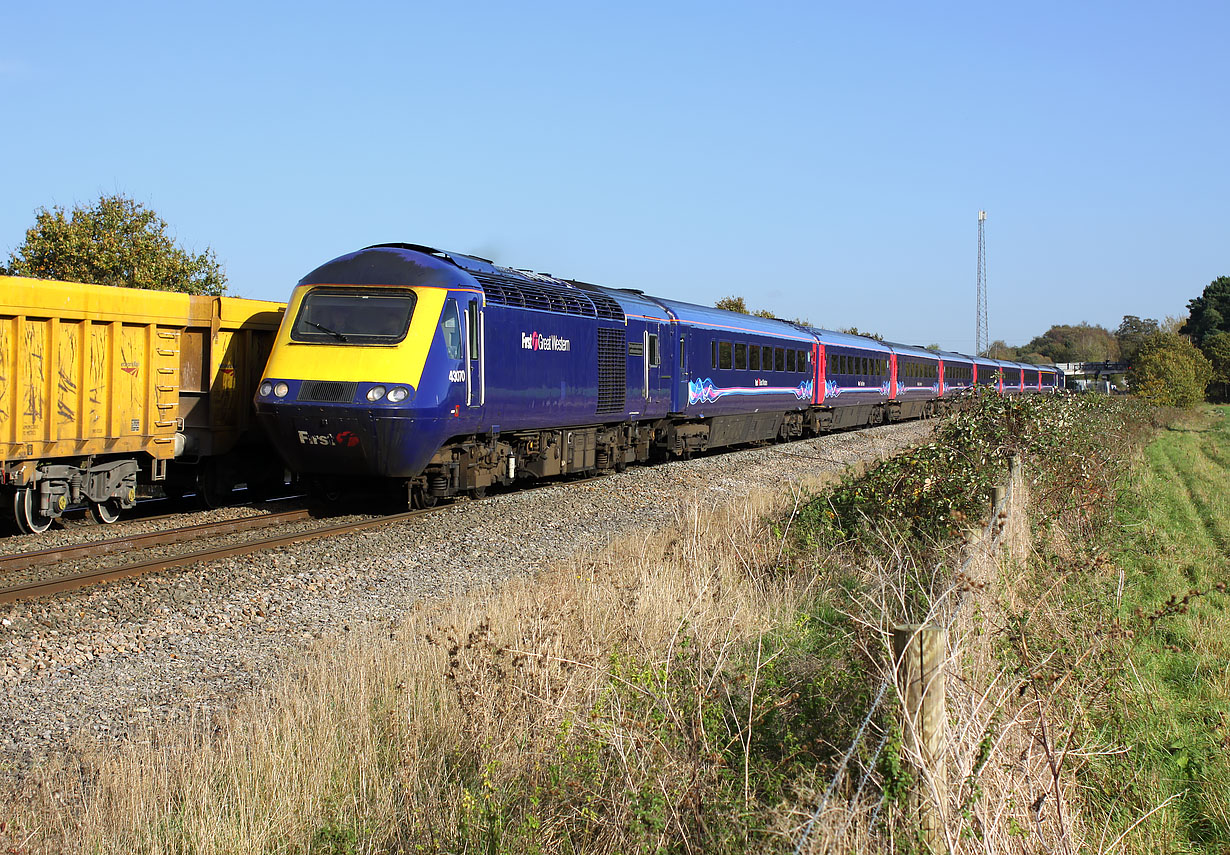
[440,299,462,360]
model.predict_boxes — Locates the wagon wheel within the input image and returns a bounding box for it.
[87,499,123,525]
[12,487,54,535]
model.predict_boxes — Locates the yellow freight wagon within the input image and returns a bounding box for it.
[0,275,285,532]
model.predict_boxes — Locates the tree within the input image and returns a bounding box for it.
[1181,276,1230,348]
[1017,323,1119,364]
[839,327,884,341]
[1129,332,1213,407]
[1201,331,1230,401]
[1115,315,1159,364]
[982,340,1019,360]
[715,296,788,321]
[714,296,748,314]
[7,194,226,295]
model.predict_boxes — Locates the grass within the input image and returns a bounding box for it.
[1,396,1224,854]
[1091,405,1230,849]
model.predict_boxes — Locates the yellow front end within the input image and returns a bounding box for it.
[262,283,446,384]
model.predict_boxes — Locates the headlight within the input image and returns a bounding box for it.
[259,381,273,397]
[387,386,409,403]
[273,382,289,398]
[366,385,387,402]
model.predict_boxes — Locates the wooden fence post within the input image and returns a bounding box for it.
[991,485,1006,511]
[893,623,947,852]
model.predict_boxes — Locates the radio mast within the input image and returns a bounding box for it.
[976,211,989,357]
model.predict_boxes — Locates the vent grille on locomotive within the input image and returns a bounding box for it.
[298,380,357,403]
[596,328,626,414]
[473,273,624,321]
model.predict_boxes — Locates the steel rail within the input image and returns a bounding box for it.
[0,474,608,605]
[0,509,433,604]
[0,509,314,573]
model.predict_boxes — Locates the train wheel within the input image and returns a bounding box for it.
[87,499,123,525]
[197,464,234,509]
[13,487,54,535]
[410,485,438,510]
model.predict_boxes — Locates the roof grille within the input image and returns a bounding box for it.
[473,272,624,321]
[298,380,356,403]
[596,328,626,415]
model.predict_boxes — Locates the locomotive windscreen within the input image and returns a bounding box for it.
[290,288,417,344]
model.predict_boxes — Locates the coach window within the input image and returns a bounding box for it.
[711,341,717,370]
[734,342,747,370]
[749,344,760,371]
[719,341,732,370]
[440,299,462,360]
[786,349,796,372]
[774,347,784,371]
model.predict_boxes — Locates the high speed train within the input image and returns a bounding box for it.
[253,244,1058,506]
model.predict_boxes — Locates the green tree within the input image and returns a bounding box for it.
[1115,315,1159,364]
[1201,331,1230,401]
[1129,332,1213,407]
[839,326,884,341]
[1180,276,1230,348]
[982,340,1019,360]
[1018,323,1119,363]
[7,194,226,295]
[715,295,787,321]
[715,295,748,313]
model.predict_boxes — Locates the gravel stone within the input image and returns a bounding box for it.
[0,420,933,780]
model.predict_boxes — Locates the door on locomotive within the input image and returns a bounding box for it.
[462,298,485,410]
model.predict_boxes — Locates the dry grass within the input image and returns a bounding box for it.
[2,480,836,854]
[0,437,1165,854]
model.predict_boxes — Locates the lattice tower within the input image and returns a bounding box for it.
[976,210,989,356]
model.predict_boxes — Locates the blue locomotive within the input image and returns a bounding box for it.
[254,244,1058,505]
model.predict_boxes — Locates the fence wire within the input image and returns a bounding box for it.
[791,457,1019,853]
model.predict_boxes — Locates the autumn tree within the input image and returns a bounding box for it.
[7,194,226,295]
[982,340,1020,360]
[1129,332,1213,407]
[1018,323,1119,363]
[1181,276,1230,348]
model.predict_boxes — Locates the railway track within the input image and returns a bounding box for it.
[0,507,431,605]
[0,476,605,605]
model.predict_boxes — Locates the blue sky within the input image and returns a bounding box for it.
[2,1,1226,351]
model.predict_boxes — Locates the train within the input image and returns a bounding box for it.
[0,275,286,533]
[253,244,1060,507]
